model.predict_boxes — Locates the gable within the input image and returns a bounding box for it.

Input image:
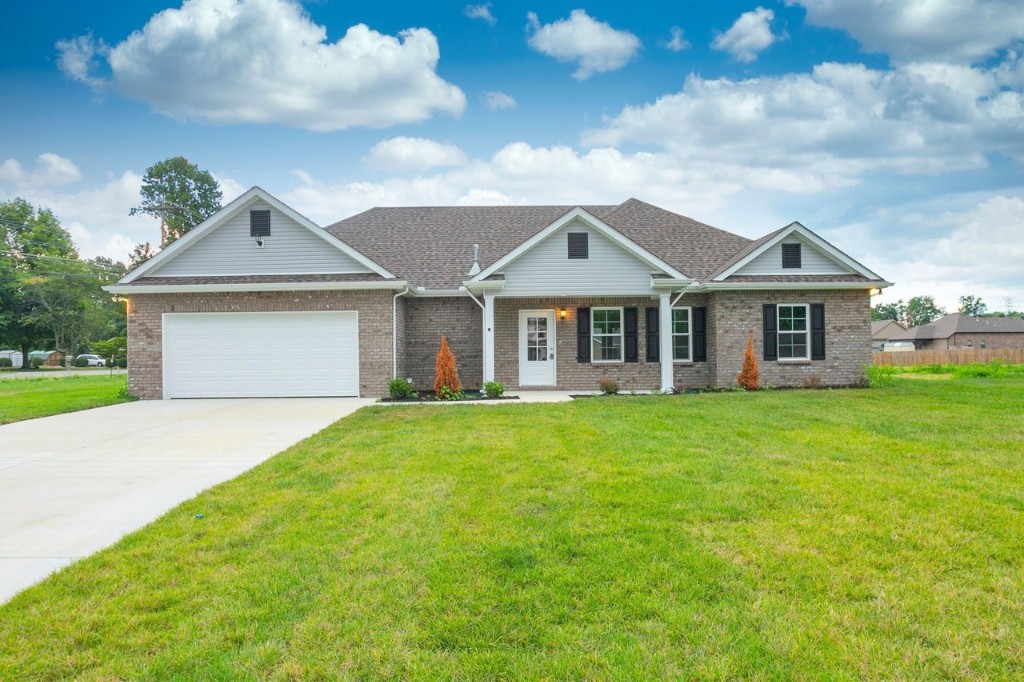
[497,219,658,296]
[149,200,373,277]
[733,235,855,277]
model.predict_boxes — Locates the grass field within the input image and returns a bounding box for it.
[0,374,132,424]
[1,377,1022,679]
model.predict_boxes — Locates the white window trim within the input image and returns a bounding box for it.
[777,303,810,361]
[591,306,624,364]
[672,306,692,363]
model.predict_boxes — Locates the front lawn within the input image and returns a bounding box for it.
[2,378,1022,679]
[0,374,132,424]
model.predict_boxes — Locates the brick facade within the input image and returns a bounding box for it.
[401,297,483,390]
[709,289,871,387]
[942,333,1024,350]
[126,290,394,399]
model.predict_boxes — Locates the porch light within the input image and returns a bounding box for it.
[559,307,568,320]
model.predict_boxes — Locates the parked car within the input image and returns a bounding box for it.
[75,354,106,367]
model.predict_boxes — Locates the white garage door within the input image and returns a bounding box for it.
[162,311,359,398]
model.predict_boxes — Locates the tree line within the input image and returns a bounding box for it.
[0,157,221,368]
[872,294,1022,327]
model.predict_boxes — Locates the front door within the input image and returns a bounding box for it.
[519,310,556,386]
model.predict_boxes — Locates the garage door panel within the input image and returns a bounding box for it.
[163,312,359,398]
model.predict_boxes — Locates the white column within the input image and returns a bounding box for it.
[483,294,496,383]
[659,292,673,392]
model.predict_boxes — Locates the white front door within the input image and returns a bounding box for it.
[519,310,556,386]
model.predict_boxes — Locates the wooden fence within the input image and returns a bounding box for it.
[872,348,1024,366]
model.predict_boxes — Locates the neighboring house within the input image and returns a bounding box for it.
[871,319,907,352]
[891,313,1024,351]
[105,187,891,399]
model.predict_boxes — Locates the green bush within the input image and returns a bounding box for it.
[29,357,43,369]
[598,378,619,395]
[0,357,12,368]
[387,377,414,399]
[74,357,90,368]
[483,380,505,398]
[437,385,464,401]
[116,357,127,369]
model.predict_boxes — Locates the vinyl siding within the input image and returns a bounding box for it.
[498,221,656,296]
[735,237,853,276]
[152,200,372,277]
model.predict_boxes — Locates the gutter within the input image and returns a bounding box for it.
[103,280,409,294]
[393,285,409,379]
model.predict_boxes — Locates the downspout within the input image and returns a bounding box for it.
[392,286,409,378]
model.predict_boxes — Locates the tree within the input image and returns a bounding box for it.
[737,332,760,391]
[128,241,156,270]
[872,299,907,322]
[957,295,987,316]
[23,259,109,368]
[0,198,78,367]
[906,295,944,327]
[130,157,222,246]
[434,335,462,397]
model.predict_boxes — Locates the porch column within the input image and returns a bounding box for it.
[659,292,673,392]
[483,294,495,383]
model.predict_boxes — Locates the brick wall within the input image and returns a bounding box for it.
[402,297,483,390]
[950,333,1024,350]
[127,290,394,399]
[709,289,871,387]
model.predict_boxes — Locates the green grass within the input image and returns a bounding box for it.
[2,378,1023,679]
[0,374,132,424]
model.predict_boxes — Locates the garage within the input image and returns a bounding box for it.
[162,311,359,398]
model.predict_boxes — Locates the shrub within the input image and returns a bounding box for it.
[0,357,12,368]
[598,377,619,395]
[29,357,43,369]
[437,385,464,401]
[74,357,90,368]
[434,335,462,397]
[116,357,128,369]
[483,380,505,398]
[387,377,415,399]
[737,332,760,391]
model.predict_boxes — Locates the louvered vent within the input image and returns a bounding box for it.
[250,210,271,238]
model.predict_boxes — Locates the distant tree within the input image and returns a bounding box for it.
[906,295,945,327]
[130,157,222,246]
[128,241,157,270]
[23,259,107,367]
[737,332,760,391]
[872,299,907,323]
[957,295,987,316]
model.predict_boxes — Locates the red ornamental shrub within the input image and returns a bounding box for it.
[737,332,760,391]
[434,335,462,395]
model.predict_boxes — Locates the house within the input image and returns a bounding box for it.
[871,319,907,352]
[105,187,891,399]
[891,313,1024,351]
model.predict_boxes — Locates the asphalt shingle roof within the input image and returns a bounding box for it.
[892,312,1024,340]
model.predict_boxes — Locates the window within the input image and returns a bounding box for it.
[966,339,973,348]
[591,308,622,362]
[568,232,589,259]
[250,210,271,237]
[782,242,801,269]
[980,339,987,349]
[778,304,809,359]
[672,307,691,361]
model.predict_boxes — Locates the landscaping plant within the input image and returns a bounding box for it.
[387,377,415,400]
[434,335,462,398]
[483,380,505,398]
[737,332,760,390]
[598,377,619,395]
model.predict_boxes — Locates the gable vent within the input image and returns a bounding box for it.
[782,242,801,269]
[568,232,588,259]
[250,210,271,238]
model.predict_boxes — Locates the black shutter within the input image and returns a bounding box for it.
[693,307,707,362]
[763,304,778,361]
[811,304,825,360]
[567,232,589,259]
[249,210,271,237]
[624,308,638,362]
[645,307,659,361]
[577,307,591,362]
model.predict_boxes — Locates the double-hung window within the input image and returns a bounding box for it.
[591,308,623,362]
[778,304,809,360]
[672,307,691,361]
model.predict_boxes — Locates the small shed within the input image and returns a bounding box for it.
[28,350,63,367]
[0,350,23,368]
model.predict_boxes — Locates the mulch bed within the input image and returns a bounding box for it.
[379,391,519,403]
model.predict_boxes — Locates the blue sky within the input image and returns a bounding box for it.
[2,0,1023,311]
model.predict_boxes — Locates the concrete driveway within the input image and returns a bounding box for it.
[0,397,371,604]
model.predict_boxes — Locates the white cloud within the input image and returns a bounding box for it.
[0,153,82,188]
[584,58,1024,189]
[56,0,465,131]
[526,10,641,80]
[483,90,517,110]
[464,3,496,25]
[788,0,1024,64]
[666,27,690,52]
[363,137,469,173]
[712,7,780,63]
